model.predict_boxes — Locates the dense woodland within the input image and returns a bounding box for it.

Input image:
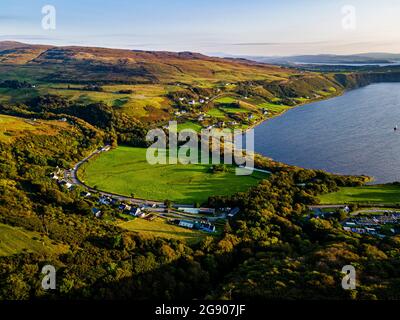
[1,95,400,300]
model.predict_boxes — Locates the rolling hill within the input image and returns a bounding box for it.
[0,42,349,123]
[0,42,298,84]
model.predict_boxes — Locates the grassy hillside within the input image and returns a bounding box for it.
[0,42,348,124]
[319,185,400,204]
[0,114,73,143]
[118,218,208,245]
[0,223,68,257]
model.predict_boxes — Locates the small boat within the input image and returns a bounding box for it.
[395,125,398,131]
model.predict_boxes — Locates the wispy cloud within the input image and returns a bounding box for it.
[232,41,333,46]
[0,14,26,21]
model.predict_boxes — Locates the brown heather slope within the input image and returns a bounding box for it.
[0,42,300,84]
[0,41,53,64]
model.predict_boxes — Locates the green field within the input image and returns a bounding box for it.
[0,223,68,257]
[118,218,208,244]
[319,185,400,204]
[214,96,237,104]
[0,114,71,143]
[79,146,268,204]
[176,121,203,132]
[257,102,291,113]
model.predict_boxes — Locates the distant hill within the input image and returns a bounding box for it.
[223,53,400,66]
[0,41,53,64]
[0,41,298,84]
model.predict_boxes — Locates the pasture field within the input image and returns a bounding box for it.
[319,185,400,205]
[79,146,268,204]
[214,96,237,104]
[0,114,71,143]
[118,218,208,244]
[176,121,203,132]
[0,223,68,257]
[257,102,291,113]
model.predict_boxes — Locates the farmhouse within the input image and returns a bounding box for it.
[179,220,194,229]
[98,196,111,205]
[65,183,73,190]
[91,208,102,218]
[228,207,240,218]
[50,173,59,180]
[195,222,216,233]
[129,207,142,217]
[199,208,216,215]
[119,203,131,211]
[80,191,91,198]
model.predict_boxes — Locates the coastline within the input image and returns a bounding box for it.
[243,85,380,184]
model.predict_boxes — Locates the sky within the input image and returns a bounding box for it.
[1,0,400,56]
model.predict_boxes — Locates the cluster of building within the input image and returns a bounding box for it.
[50,168,75,191]
[171,219,216,233]
[177,207,216,215]
[91,195,160,219]
[343,212,400,237]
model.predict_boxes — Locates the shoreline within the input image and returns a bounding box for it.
[243,85,383,184]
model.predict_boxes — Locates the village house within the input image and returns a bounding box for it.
[98,196,111,205]
[80,191,91,198]
[199,208,216,215]
[228,207,240,218]
[91,208,102,218]
[58,180,73,190]
[129,207,142,217]
[179,220,194,229]
[196,222,216,233]
[119,203,132,211]
[50,172,59,180]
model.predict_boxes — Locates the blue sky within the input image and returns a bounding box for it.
[1,0,400,56]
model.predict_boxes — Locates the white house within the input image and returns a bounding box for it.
[179,220,194,229]
[92,208,102,218]
[130,207,142,217]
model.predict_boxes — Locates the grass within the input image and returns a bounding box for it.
[206,108,226,118]
[220,106,249,114]
[40,83,174,122]
[214,96,237,104]
[0,223,68,257]
[0,82,176,123]
[0,114,71,143]
[257,102,291,113]
[79,146,268,204]
[118,217,208,244]
[177,121,203,132]
[319,185,400,205]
